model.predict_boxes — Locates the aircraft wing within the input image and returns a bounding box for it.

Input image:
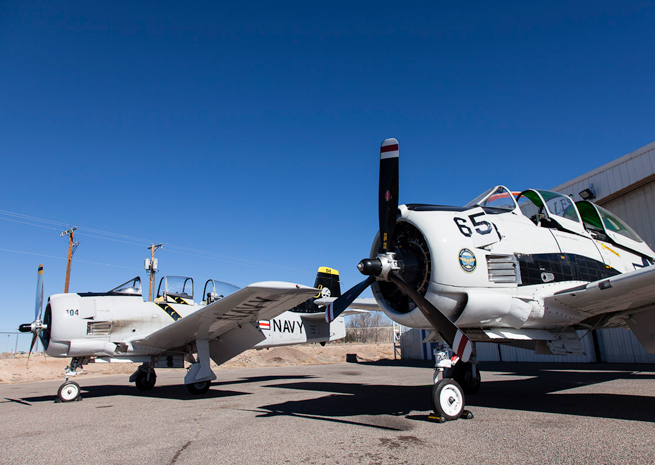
[549,265,655,353]
[550,266,655,316]
[131,282,317,350]
[313,297,379,311]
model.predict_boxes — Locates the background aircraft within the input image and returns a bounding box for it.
[325,138,655,421]
[19,266,356,402]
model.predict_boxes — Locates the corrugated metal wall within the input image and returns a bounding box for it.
[553,140,655,249]
[596,328,655,363]
[601,180,655,251]
[400,328,655,363]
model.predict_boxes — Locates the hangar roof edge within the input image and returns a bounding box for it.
[553,140,655,192]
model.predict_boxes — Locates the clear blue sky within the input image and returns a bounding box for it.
[1,1,654,348]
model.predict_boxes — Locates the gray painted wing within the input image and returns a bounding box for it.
[549,266,655,353]
[132,282,317,350]
[550,265,655,317]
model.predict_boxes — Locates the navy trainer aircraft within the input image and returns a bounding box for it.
[324,138,655,420]
[20,266,357,402]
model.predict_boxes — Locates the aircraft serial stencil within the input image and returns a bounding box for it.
[321,137,655,421]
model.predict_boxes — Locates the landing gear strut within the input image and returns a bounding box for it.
[430,343,477,421]
[446,360,481,394]
[56,357,86,402]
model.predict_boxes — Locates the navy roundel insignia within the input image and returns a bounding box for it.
[458,248,476,273]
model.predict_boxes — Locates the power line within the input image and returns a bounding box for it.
[0,209,307,275]
[0,248,142,270]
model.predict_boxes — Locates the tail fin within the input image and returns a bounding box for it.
[293,266,341,313]
[314,267,340,298]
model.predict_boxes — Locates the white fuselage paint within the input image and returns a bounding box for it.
[45,294,344,361]
[255,312,346,348]
[371,204,654,335]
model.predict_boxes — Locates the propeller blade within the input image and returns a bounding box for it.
[389,271,472,362]
[325,276,375,322]
[26,333,38,366]
[379,138,399,254]
[35,264,44,320]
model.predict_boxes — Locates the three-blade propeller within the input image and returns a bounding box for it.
[18,264,47,365]
[325,139,471,362]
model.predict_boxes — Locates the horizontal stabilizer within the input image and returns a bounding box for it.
[314,297,379,311]
[300,308,369,320]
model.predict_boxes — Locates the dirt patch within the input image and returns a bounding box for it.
[0,343,394,384]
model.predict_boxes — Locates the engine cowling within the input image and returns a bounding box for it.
[370,219,456,328]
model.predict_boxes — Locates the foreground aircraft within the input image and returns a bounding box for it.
[19,266,354,402]
[324,138,655,420]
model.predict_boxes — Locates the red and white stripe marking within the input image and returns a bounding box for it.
[259,321,270,330]
[380,138,399,159]
[326,303,334,323]
[453,329,472,362]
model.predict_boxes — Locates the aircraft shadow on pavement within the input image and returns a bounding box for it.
[20,384,248,404]
[469,362,655,422]
[254,362,655,424]
[18,374,318,404]
[211,374,318,387]
[254,381,433,430]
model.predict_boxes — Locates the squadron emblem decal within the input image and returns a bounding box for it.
[458,248,476,273]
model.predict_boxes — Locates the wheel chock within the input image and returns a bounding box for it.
[427,413,447,423]
[427,409,474,422]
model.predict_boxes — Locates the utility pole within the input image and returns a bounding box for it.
[145,243,163,301]
[60,227,79,293]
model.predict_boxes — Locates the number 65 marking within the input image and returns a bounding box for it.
[454,213,493,237]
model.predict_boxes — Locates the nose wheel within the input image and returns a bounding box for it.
[431,379,465,421]
[57,381,81,402]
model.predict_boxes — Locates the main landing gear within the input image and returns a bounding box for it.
[130,363,157,391]
[56,357,87,402]
[430,343,479,421]
[186,380,211,395]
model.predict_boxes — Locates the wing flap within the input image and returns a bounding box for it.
[132,282,317,350]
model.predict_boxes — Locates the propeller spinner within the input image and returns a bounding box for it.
[326,139,472,362]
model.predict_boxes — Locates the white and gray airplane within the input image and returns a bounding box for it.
[324,138,655,420]
[20,266,357,402]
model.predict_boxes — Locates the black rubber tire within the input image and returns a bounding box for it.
[186,380,211,395]
[432,379,465,421]
[135,371,156,391]
[448,361,481,395]
[57,381,81,402]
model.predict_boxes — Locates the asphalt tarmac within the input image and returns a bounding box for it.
[2,360,654,465]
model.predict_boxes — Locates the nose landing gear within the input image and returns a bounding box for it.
[430,343,478,421]
[55,357,87,402]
